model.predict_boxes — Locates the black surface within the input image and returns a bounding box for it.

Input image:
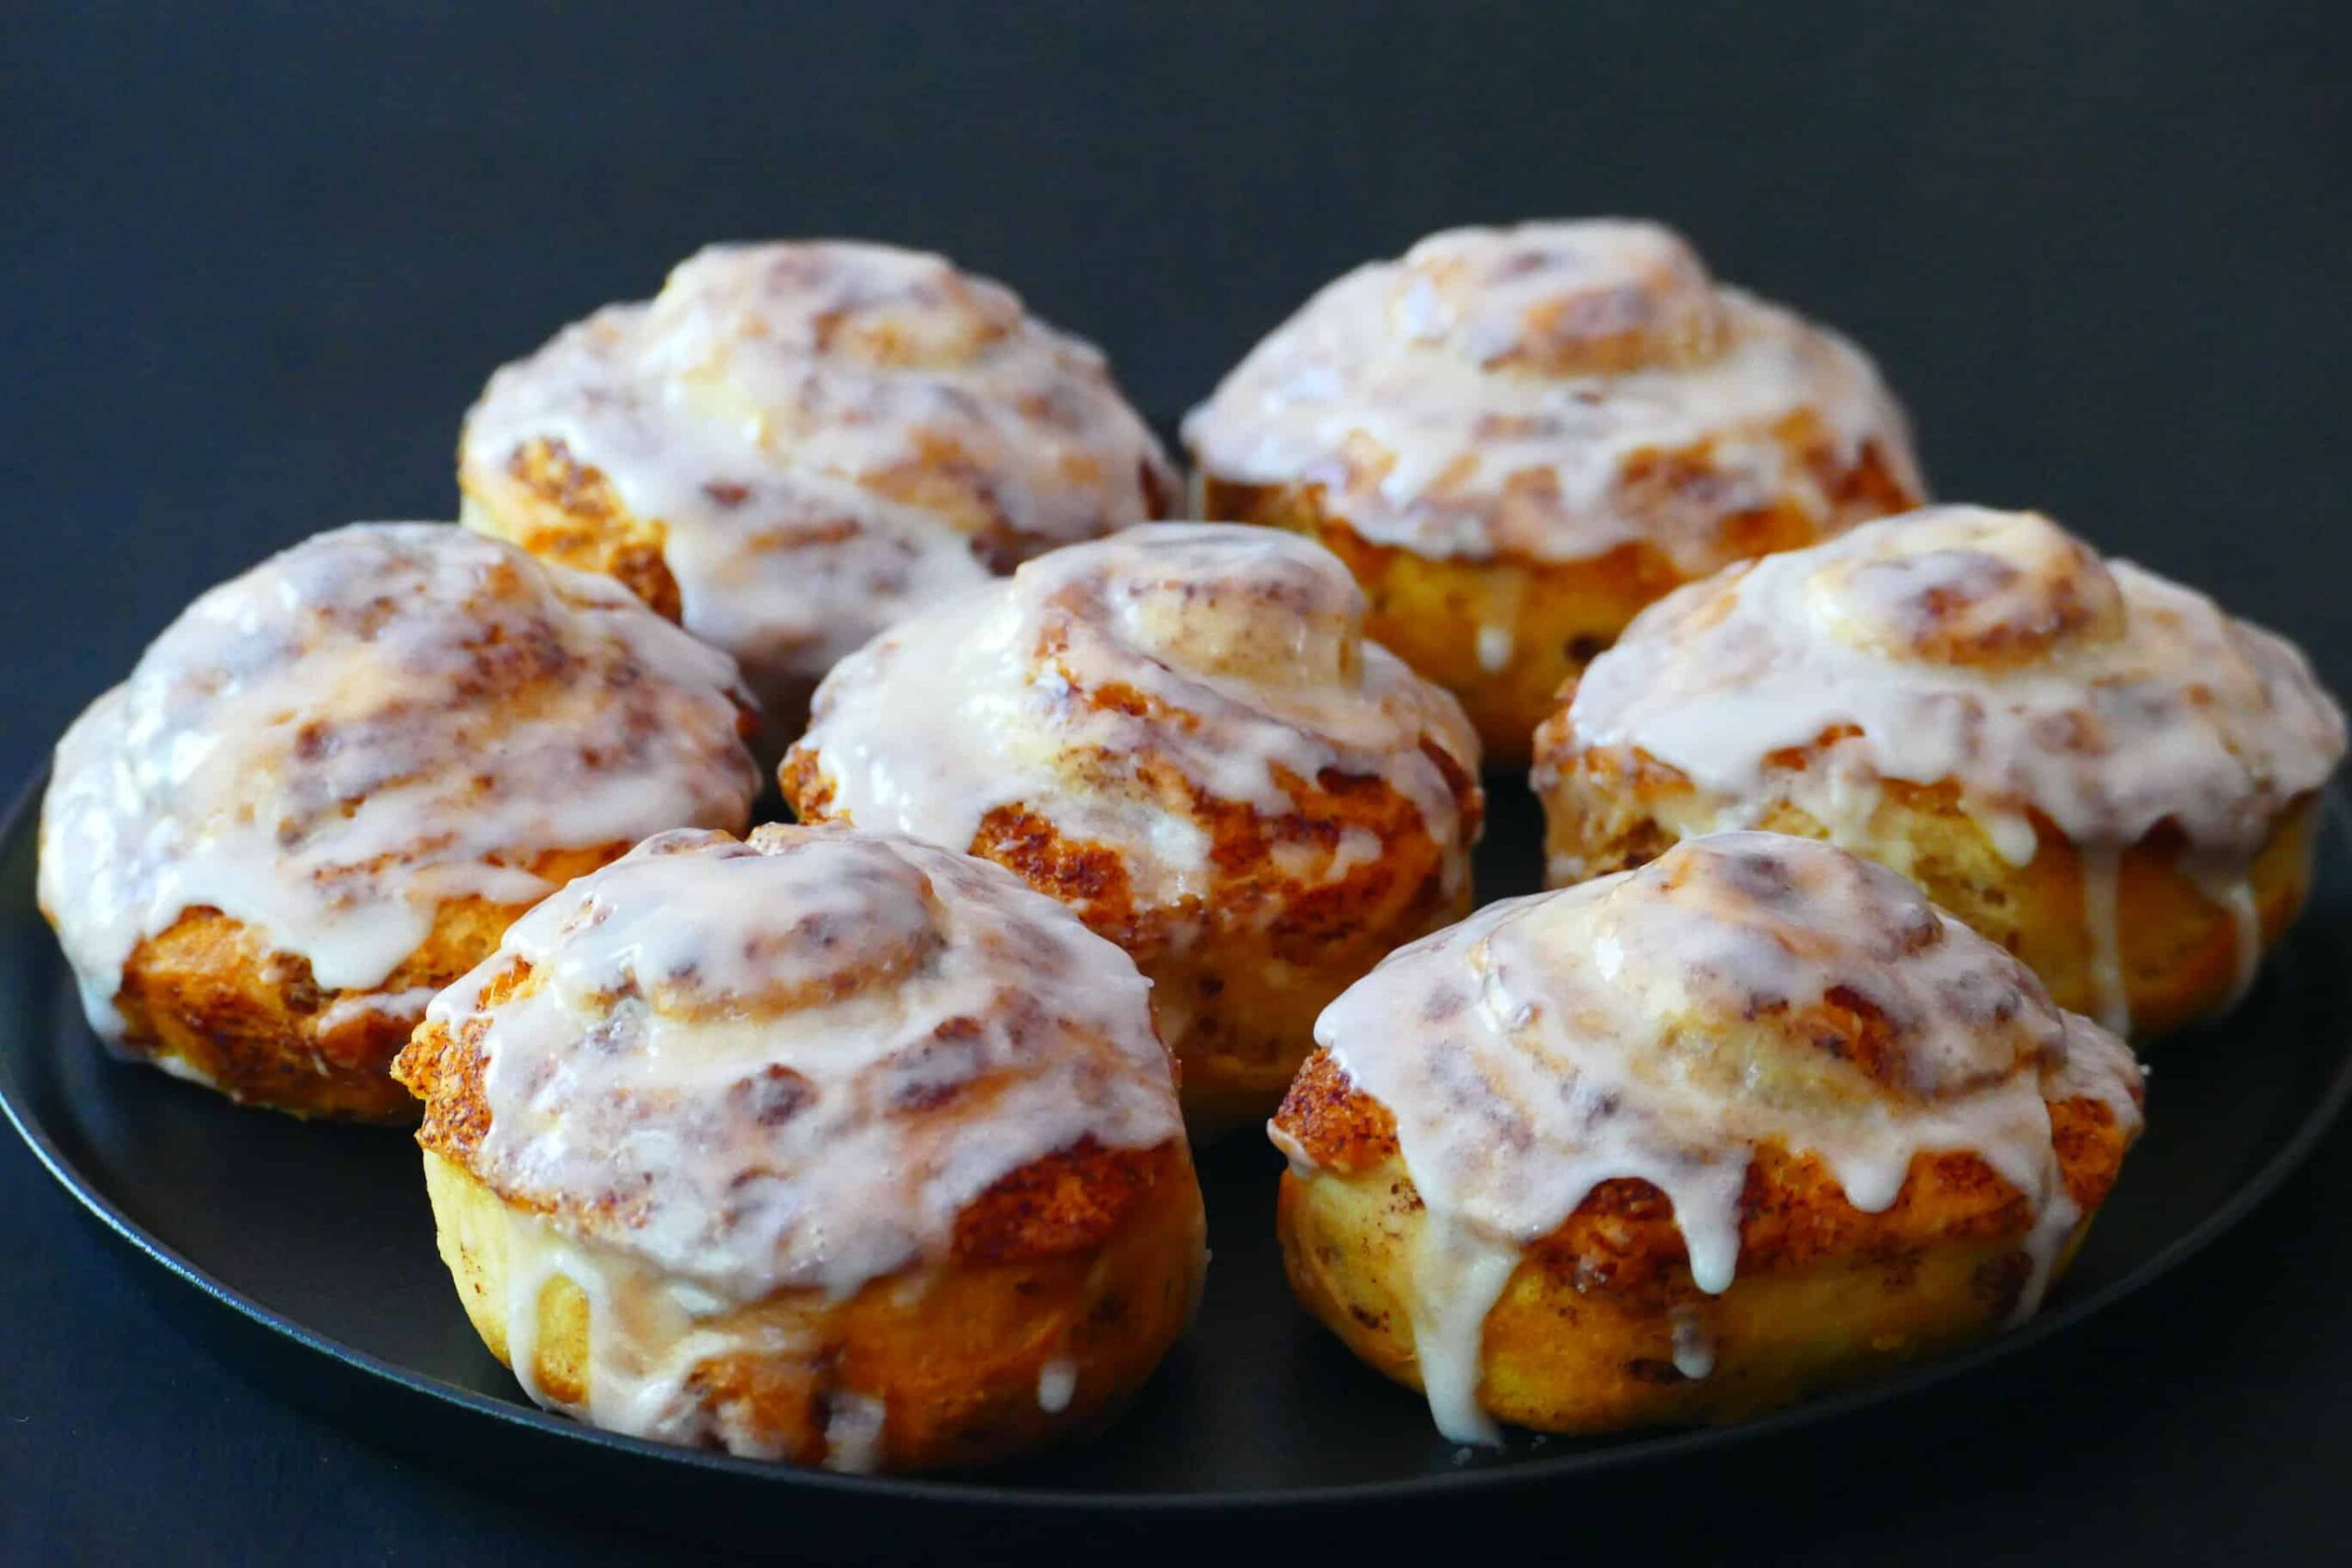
[6,2,2350,1562]
[14,777,2349,1526]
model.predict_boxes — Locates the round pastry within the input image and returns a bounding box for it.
[1183,218,1924,764]
[1272,829,2144,1442]
[1533,505,2346,1039]
[392,825,1205,1472]
[779,523,1485,1133]
[459,239,1179,734]
[37,523,762,1120]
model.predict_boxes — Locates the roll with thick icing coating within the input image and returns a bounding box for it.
[38,524,761,1120]
[1272,830,2143,1442]
[1184,219,1923,763]
[780,523,1485,1133]
[1533,505,2345,1038]
[460,240,1178,734]
[392,825,1204,1472]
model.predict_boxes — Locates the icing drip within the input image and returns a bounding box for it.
[2187,866,2265,1012]
[1566,506,2344,864]
[1300,830,2143,1445]
[1409,1216,1522,1446]
[790,524,1481,910]
[822,1394,890,1474]
[38,524,759,1043]
[1035,1358,1079,1416]
[1475,625,1515,673]
[1668,1305,1717,1381]
[1182,219,1919,567]
[432,825,1183,1454]
[1556,507,2346,1029]
[461,241,1174,721]
[497,1206,835,1463]
[2079,849,2131,1036]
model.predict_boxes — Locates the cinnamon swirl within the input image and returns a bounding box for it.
[1184,219,1923,763]
[393,825,1204,1472]
[780,523,1484,1132]
[459,240,1177,736]
[1272,830,2143,1440]
[1533,505,2345,1038]
[37,524,760,1119]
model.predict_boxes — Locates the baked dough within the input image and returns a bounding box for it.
[37,523,760,1119]
[1186,219,1921,763]
[1534,505,2345,1037]
[1272,830,2143,1440]
[394,825,1205,1472]
[781,523,1484,1132]
[460,240,1177,735]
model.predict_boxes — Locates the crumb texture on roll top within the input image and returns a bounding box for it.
[1288,830,2142,1443]
[393,824,1192,1461]
[786,524,1481,911]
[1182,218,1920,569]
[38,523,761,1044]
[460,241,1177,720]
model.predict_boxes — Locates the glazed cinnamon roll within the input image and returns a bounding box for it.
[38,524,761,1120]
[1533,505,2346,1038]
[1273,830,2143,1441]
[459,240,1178,734]
[1184,219,1924,764]
[780,523,1484,1132]
[393,825,1205,1472]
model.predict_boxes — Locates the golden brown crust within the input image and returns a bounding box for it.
[397,957,1189,1269]
[1532,712,2324,1039]
[1198,427,1917,766]
[464,438,684,619]
[459,243,1179,748]
[423,1145,1205,1472]
[118,841,628,1122]
[1276,1161,2084,1433]
[1272,1047,2132,1287]
[1272,1047,2134,1433]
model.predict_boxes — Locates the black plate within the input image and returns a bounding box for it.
[6,770,2352,1525]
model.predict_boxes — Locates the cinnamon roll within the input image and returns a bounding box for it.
[1533,505,2345,1038]
[392,825,1205,1472]
[38,524,761,1120]
[1183,219,1923,764]
[459,240,1178,734]
[780,523,1484,1133]
[1272,830,2143,1441]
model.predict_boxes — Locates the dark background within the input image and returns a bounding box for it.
[4,2,2346,1562]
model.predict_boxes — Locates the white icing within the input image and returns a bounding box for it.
[1408,1216,1522,1446]
[1566,506,2344,864]
[496,1202,836,1463]
[2200,872,2265,1011]
[1299,830,2143,1445]
[38,524,760,1042]
[790,524,1481,912]
[1553,507,2345,1032]
[314,987,446,1043]
[2079,848,2131,1036]
[1182,219,1919,567]
[461,241,1174,724]
[1036,1357,1079,1416]
[1475,624,1515,673]
[435,825,1184,1455]
[821,1393,890,1474]
[1668,1304,1716,1381]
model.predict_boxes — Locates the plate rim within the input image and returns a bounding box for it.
[6,766,2351,1514]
